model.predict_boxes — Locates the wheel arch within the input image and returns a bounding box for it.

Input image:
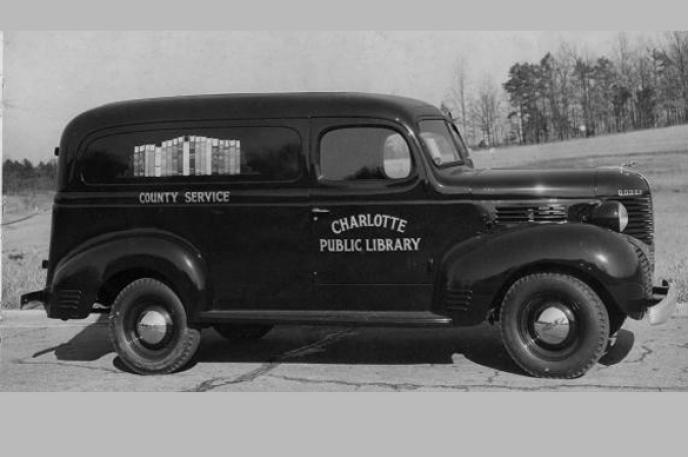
[97,267,176,308]
[439,223,644,326]
[50,229,210,319]
[486,262,623,324]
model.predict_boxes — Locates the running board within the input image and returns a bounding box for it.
[196,310,453,327]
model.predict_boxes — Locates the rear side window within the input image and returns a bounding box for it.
[319,127,412,181]
[80,126,302,183]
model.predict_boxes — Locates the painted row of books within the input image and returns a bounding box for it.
[131,136,242,177]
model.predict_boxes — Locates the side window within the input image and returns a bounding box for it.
[319,127,412,181]
[80,126,302,183]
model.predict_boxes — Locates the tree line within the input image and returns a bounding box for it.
[2,159,57,193]
[443,32,688,147]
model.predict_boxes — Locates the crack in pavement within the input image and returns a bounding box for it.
[627,345,653,364]
[486,370,501,384]
[183,328,356,392]
[269,374,426,391]
[263,373,688,391]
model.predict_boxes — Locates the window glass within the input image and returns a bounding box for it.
[448,123,471,162]
[419,120,463,166]
[80,126,301,183]
[319,127,411,181]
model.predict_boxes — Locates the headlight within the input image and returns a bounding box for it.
[618,203,629,232]
[591,201,628,232]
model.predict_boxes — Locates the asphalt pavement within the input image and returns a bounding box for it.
[1,309,687,391]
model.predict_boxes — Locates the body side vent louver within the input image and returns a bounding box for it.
[495,204,567,225]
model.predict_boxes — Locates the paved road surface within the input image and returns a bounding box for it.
[1,310,687,391]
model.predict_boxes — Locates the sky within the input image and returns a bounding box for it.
[1,31,659,162]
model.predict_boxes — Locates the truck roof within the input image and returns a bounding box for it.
[62,92,443,143]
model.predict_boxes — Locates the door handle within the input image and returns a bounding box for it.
[311,208,330,214]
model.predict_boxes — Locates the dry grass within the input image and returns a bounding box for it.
[2,192,53,309]
[472,124,688,170]
[2,192,54,222]
[2,248,47,309]
[654,192,688,303]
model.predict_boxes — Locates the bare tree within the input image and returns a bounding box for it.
[443,56,471,137]
[460,31,688,147]
[554,41,577,139]
[666,31,688,121]
[470,77,502,146]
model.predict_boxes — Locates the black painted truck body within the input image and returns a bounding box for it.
[21,92,676,377]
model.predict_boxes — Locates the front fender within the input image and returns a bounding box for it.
[49,229,208,319]
[439,223,648,325]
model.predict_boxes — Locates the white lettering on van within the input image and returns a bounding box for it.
[318,237,421,253]
[183,191,231,203]
[329,213,408,235]
[138,191,179,204]
[138,190,231,204]
[320,213,419,254]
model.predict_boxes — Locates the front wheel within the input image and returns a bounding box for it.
[109,278,201,375]
[499,273,609,379]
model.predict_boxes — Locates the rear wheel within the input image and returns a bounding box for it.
[109,278,201,375]
[499,273,609,378]
[213,324,272,342]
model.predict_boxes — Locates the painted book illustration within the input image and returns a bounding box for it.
[133,135,241,177]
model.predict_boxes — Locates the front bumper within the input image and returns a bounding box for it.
[646,280,677,325]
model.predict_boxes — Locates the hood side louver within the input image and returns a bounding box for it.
[495,204,568,225]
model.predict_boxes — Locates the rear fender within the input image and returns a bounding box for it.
[50,229,208,319]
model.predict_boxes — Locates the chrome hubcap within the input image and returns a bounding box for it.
[135,307,171,346]
[533,306,571,345]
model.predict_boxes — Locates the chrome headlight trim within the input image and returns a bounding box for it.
[618,202,629,232]
[591,200,628,233]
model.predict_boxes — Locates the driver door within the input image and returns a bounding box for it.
[309,119,434,312]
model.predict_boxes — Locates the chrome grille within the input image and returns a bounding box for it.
[618,195,654,245]
[495,204,568,224]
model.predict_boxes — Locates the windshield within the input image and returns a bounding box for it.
[418,119,470,167]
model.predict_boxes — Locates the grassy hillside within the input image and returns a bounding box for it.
[472,124,688,170]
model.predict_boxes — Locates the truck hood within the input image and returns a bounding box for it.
[434,166,650,199]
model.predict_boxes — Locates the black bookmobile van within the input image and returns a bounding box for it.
[22,93,676,377]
